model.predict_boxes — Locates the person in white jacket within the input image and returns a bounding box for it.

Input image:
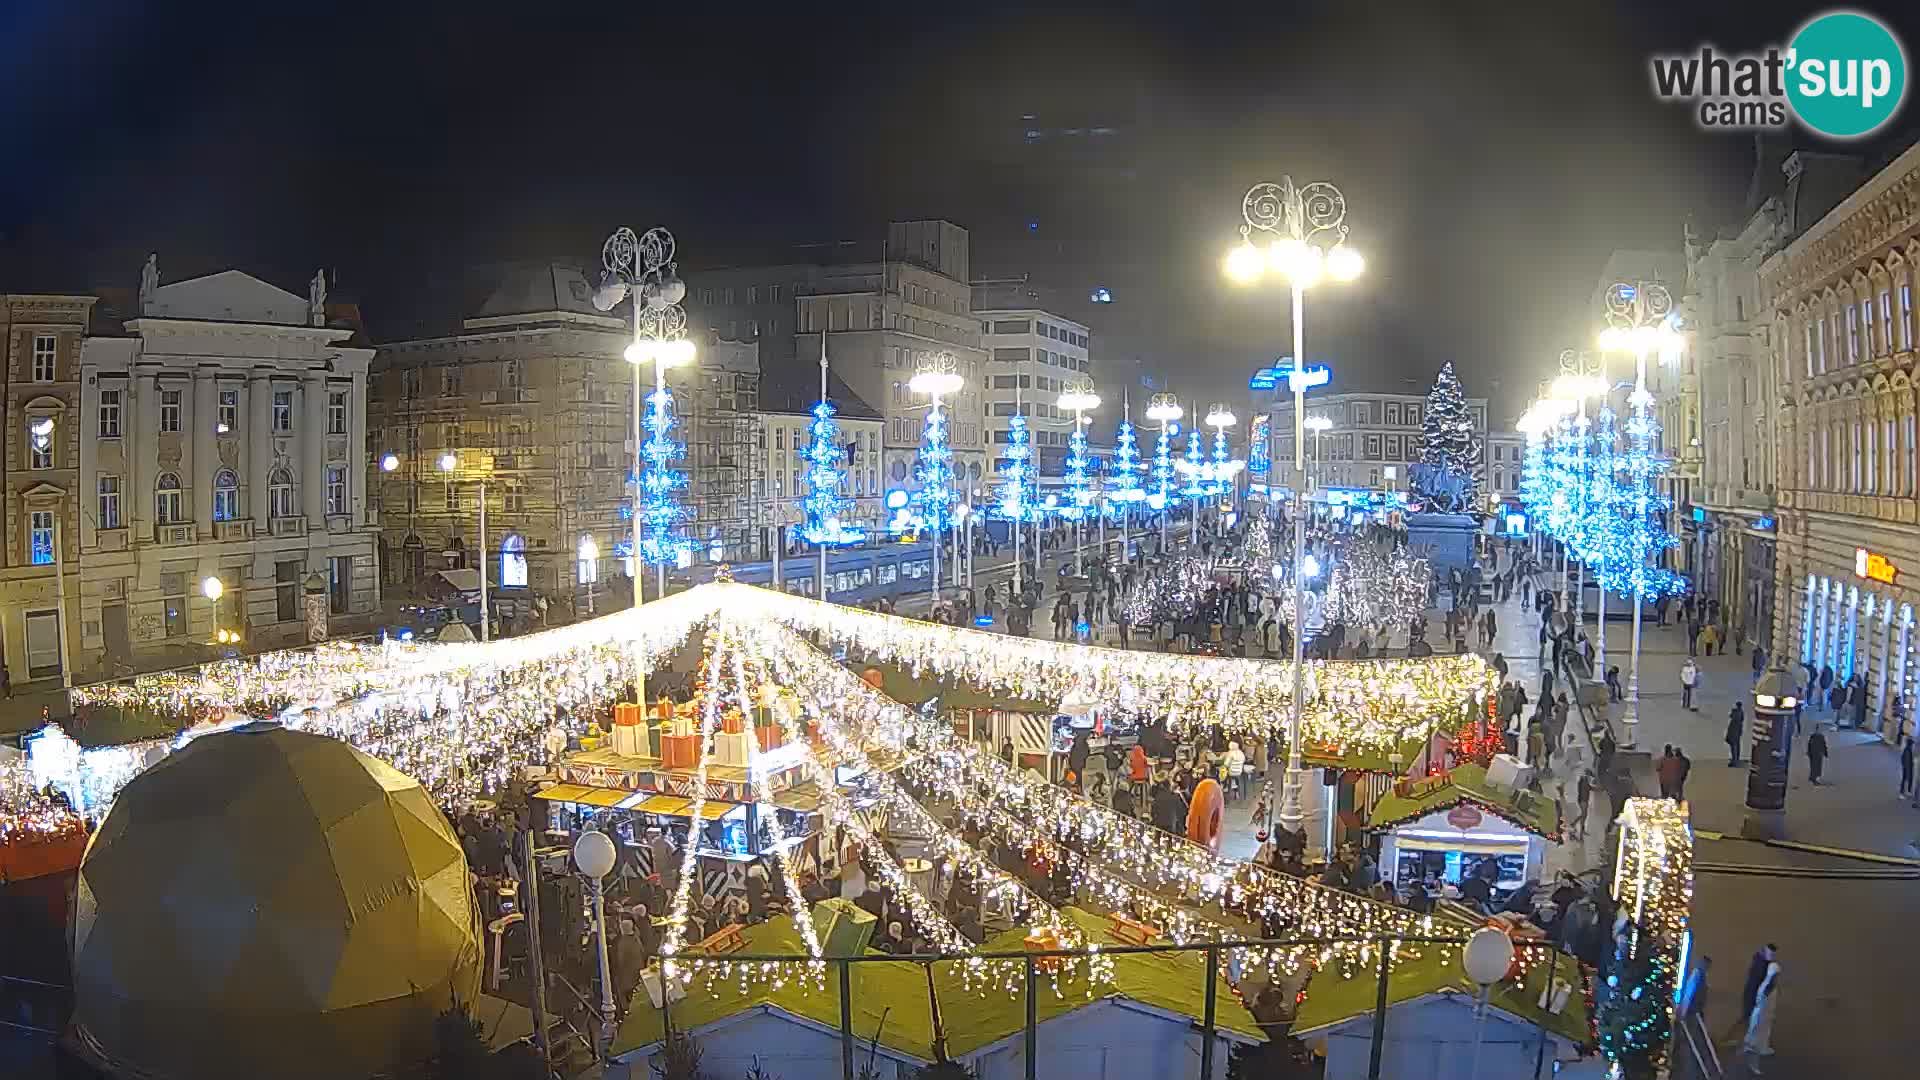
[1225,741,1248,801]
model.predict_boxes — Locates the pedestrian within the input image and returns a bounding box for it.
[1819,664,1835,709]
[1733,944,1776,1041]
[1686,618,1700,658]
[1726,703,1744,767]
[1605,664,1622,702]
[1679,657,1700,711]
[1482,608,1497,648]
[1751,646,1768,682]
[1674,746,1692,800]
[1741,952,1781,1064]
[1656,745,1683,799]
[1700,621,1719,657]
[1807,725,1829,785]
[1901,737,1915,799]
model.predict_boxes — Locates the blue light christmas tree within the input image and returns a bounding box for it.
[1062,418,1092,520]
[1613,385,1685,598]
[1210,426,1232,496]
[1519,431,1550,531]
[996,411,1037,522]
[913,399,958,534]
[1110,417,1145,504]
[639,384,693,566]
[798,400,864,546]
[1181,425,1208,498]
[1150,423,1177,510]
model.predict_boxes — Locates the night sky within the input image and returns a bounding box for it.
[4,1,1916,421]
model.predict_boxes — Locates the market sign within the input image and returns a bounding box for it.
[1855,547,1899,585]
[1446,804,1484,830]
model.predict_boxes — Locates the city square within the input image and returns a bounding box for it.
[4,4,1920,1080]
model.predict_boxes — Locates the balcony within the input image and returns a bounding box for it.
[153,523,195,546]
[270,516,308,537]
[215,520,254,542]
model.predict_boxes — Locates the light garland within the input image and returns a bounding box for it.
[715,583,1494,751]
[1107,416,1146,513]
[658,635,728,978]
[996,411,1036,524]
[1062,416,1092,521]
[1151,423,1176,511]
[1600,798,1693,1076]
[914,399,957,533]
[1324,538,1430,635]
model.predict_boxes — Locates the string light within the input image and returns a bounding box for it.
[798,401,865,547]
[640,383,694,566]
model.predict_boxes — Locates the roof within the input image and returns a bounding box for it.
[1367,762,1560,839]
[758,362,882,421]
[612,907,1262,1060]
[1290,933,1591,1047]
[468,262,618,325]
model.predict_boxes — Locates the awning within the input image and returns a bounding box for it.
[770,783,822,813]
[532,784,597,804]
[629,794,737,821]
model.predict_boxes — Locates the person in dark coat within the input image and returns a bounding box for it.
[1726,703,1744,767]
[1741,944,1777,1026]
[1807,726,1829,784]
[1900,738,1915,798]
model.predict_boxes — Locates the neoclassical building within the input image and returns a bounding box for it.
[1762,143,1920,739]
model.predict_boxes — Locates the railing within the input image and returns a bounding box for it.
[0,974,72,1041]
[604,935,1593,1080]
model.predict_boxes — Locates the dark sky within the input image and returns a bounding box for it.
[3,1,1915,422]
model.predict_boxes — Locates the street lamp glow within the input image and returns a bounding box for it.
[201,576,223,601]
[1551,374,1606,401]
[578,535,599,561]
[1303,414,1333,434]
[1144,399,1183,423]
[1301,554,1321,578]
[438,452,457,472]
[1057,387,1102,413]
[1204,406,1237,429]
[1225,243,1266,284]
[1325,244,1365,282]
[908,368,963,397]
[380,453,400,472]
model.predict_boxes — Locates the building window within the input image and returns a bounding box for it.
[161,571,187,638]
[29,510,54,565]
[273,390,293,432]
[328,391,348,434]
[504,359,523,388]
[501,533,528,587]
[442,367,462,396]
[97,476,121,530]
[154,472,184,525]
[213,469,239,522]
[160,389,182,433]
[326,467,346,514]
[98,389,121,438]
[1901,284,1914,352]
[27,416,54,469]
[268,467,295,519]
[444,482,459,511]
[1881,289,1895,355]
[31,335,56,382]
[218,389,238,432]
[275,560,300,622]
[1848,304,1861,362]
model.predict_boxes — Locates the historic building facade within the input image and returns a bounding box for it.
[1267,391,1490,494]
[0,293,94,686]
[371,264,766,616]
[75,266,380,678]
[1762,142,1920,739]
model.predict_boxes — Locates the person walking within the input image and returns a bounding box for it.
[1673,746,1692,801]
[1819,664,1835,710]
[1900,737,1915,799]
[1656,746,1682,799]
[1807,725,1829,785]
[1751,646,1768,682]
[1741,953,1781,1064]
[1726,702,1744,767]
[1680,658,1700,711]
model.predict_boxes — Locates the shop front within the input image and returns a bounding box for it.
[1798,548,1918,739]
[1368,764,1557,908]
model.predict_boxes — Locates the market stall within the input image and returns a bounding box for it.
[1368,763,1559,905]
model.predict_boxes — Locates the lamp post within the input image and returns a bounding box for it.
[1145,394,1182,552]
[571,830,619,1062]
[594,225,696,605]
[439,452,489,641]
[1597,281,1684,746]
[1462,926,1517,1080]
[910,351,964,614]
[1303,414,1332,493]
[1059,379,1102,574]
[1226,177,1364,854]
[578,535,599,614]
[1743,669,1800,839]
[1204,402,1237,530]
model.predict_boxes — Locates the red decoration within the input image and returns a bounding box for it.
[1186,778,1225,855]
[756,724,782,752]
[660,733,701,769]
[1446,804,1485,830]
[721,709,745,735]
[614,702,643,728]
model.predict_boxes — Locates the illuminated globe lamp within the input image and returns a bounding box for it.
[70,723,480,1080]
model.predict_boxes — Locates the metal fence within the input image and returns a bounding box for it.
[618,934,1591,1080]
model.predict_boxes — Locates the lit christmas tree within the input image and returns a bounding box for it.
[798,400,864,546]
[639,383,693,566]
[1615,384,1685,598]
[914,399,958,534]
[996,411,1037,523]
[1417,362,1483,503]
[1210,425,1232,495]
[1582,402,1627,587]
[1181,425,1208,497]
[1062,417,1092,520]
[1519,428,1551,535]
[1108,412,1146,515]
[1151,423,1176,510]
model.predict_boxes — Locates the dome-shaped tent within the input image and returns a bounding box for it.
[71,722,481,1080]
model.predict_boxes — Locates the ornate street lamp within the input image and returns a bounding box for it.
[910,351,964,613]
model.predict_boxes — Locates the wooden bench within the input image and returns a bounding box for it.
[694,924,746,956]
[1108,914,1161,946]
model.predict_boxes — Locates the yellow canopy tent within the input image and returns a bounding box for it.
[71,722,481,1080]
